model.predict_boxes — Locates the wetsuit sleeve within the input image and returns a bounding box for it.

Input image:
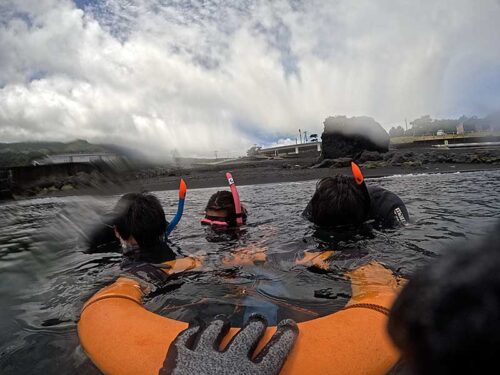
[389,205,410,227]
[367,186,410,228]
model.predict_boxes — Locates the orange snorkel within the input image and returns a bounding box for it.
[351,162,364,185]
[351,162,371,212]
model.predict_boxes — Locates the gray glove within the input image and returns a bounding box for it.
[160,314,298,375]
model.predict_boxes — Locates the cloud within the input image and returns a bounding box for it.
[1,0,499,159]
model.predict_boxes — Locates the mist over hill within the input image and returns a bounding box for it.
[0,140,146,167]
[389,111,500,137]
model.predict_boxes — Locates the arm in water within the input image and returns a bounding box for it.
[160,314,298,375]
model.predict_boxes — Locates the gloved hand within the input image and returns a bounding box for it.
[160,314,298,375]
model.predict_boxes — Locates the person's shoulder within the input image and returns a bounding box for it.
[367,185,409,227]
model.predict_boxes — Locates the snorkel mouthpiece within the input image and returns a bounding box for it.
[351,162,364,185]
[165,178,187,237]
[226,172,243,226]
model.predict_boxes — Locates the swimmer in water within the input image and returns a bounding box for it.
[202,190,248,228]
[201,173,247,229]
[303,162,410,229]
[198,173,335,324]
[87,192,181,288]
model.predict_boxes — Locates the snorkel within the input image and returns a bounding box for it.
[351,161,364,185]
[226,172,243,226]
[165,178,187,237]
[351,162,371,212]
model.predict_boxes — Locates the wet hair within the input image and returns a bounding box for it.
[388,221,500,375]
[205,190,247,226]
[114,192,168,249]
[304,176,370,228]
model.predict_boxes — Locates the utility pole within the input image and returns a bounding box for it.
[214,150,218,160]
[299,129,302,144]
[304,131,308,143]
[405,118,408,132]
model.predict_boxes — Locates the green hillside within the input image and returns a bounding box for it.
[0,140,110,167]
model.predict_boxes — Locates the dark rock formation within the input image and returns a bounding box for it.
[357,150,383,163]
[320,116,390,160]
[358,148,500,169]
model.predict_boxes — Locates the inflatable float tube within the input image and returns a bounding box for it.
[78,259,400,375]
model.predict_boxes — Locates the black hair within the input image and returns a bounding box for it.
[114,192,168,249]
[388,221,500,375]
[205,190,247,227]
[303,175,370,228]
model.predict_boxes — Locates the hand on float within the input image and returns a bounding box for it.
[345,261,406,307]
[160,314,298,375]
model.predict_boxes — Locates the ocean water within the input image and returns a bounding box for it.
[0,170,499,374]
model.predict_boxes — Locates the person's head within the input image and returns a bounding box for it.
[304,175,370,228]
[202,190,247,228]
[388,221,500,375]
[114,192,168,249]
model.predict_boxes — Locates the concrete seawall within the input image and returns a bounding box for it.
[392,135,500,149]
[0,163,98,199]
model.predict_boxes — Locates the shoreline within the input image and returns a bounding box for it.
[4,144,500,200]
[9,162,500,200]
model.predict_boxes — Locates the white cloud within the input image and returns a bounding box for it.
[0,0,499,159]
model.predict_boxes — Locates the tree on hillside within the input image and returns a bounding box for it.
[389,126,405,137]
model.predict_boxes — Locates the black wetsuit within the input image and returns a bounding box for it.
[120,243,177,288]
[302,185,409,229]
[86,219,177,287]
[366,186,409,228]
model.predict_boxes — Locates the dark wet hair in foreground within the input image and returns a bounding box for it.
[304,176,370,228]
[388,220,500,375]
[205,190,247,226]
[114,192,168,248]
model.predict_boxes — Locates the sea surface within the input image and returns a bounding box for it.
[1,170,499,374]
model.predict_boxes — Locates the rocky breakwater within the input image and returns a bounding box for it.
[314,115,500,170]
[315,146,500,170]
[356,148,500,169]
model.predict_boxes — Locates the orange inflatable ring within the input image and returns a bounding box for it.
[78,259,400,375]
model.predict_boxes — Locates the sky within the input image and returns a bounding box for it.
[0,0,499,159]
